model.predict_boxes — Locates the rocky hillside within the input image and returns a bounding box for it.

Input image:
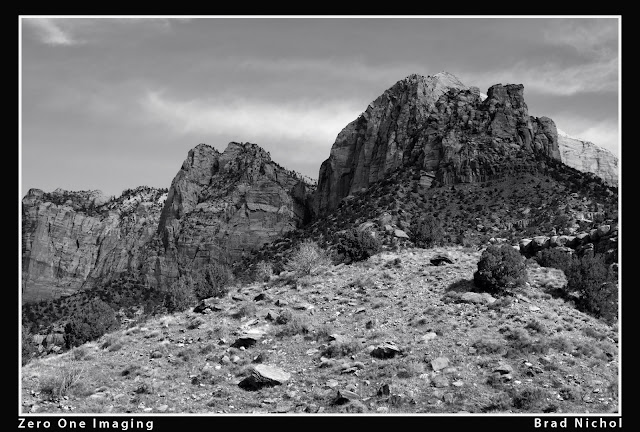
[21,187,168,303]
[20,247,618,414]
[557,129,618,187]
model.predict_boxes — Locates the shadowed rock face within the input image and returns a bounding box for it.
[316,72,562,216]
[557,131,618,187]
[21,187,168,302]
[143,142,314,288]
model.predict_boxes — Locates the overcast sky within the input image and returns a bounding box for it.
[20,16,620,197]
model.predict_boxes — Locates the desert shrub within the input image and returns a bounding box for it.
[536,248,573,274]
[322,340,361,358]
[63,298,119,348]
[254,261,273,282]
[21,325,39,366]
[565,253,617,323]
[473,245,527,295]
[335,228,382,264]
[510,387,550,411]
[192,263,232,300]
[163,278,197,313]
[275,312,312,337]
[39,364,85,400]
[411,215,444,248]
[285,240,331,275]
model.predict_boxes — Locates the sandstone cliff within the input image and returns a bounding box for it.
[557,129,618,187]
[145,142,315,288]
[316,72,562,216]
[21,187,167,302]
[21,142,315,300]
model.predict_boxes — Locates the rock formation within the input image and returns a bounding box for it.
[147,142,314,288]
[557,129,618,187]
[21,187,167,302]
[316,72,563,216]
[21,142,315,300]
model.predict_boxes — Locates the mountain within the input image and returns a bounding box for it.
[316,72,562,216]
[142,142,314,288]
[21,142,314,301]
[557,129,618,187]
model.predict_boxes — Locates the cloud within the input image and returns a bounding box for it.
[22,17,187,46]
[542,18,618,59]
[459,56,618,97]
[140,90,363,144]
[23,18,77,46]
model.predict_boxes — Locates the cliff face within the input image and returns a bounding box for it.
[146,142,314,288]
[20,142,316,300]
[316,72,562,216]
[21,187,167,302]
[557,130,618,187]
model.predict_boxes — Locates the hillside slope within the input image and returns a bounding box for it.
[20,247,618,414]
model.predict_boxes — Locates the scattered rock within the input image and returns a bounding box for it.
[421,332,437,343]
[394,229,410,239]
[460,292,495,305]
[238,365,291,391]
[370,342,402,359]
[431,357,450,371]
[333,389,361,405]
[430,253,454,266]
[431,375,450,388]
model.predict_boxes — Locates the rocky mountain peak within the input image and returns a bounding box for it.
[316,73,563,216]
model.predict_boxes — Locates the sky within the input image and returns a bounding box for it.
[20,16,620,198]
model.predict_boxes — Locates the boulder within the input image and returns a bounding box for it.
[370,342,402,359]
[238,364,291,391]
[430,253,454,266]
[394,229,410,239]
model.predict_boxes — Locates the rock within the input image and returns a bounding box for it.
[557,129,618,187]
[529,305,541,312]
[518,239,533,254]
[156,405,168,412]
[597,225,611,237]
[370,342,402,359]
[532,236,551,251]
[430,253,454,266]
[238,364,291,391]
[430,357,450,371]
[333,389,361,405]
[253,293,270,302]
[377,384,391,397]
[394,229,409,239]
[150,351,163,359]
[431,375,450,388]
[421,332,437,343]
[494,363,514,374]
[460,292,496,305]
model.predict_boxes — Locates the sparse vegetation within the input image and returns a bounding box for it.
[285,240,331,276]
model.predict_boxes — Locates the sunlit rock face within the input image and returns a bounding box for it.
[557,129,618,187]
[316,72,562,216]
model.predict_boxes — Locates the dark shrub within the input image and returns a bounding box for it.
[335,228,382,264]
[536,248,573,274]
[163,277,197,313]
[473,244,527,295]
[192,263,231,300]
[565,254,617,323]
[411,215,444,248]
[64,298,119,348]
